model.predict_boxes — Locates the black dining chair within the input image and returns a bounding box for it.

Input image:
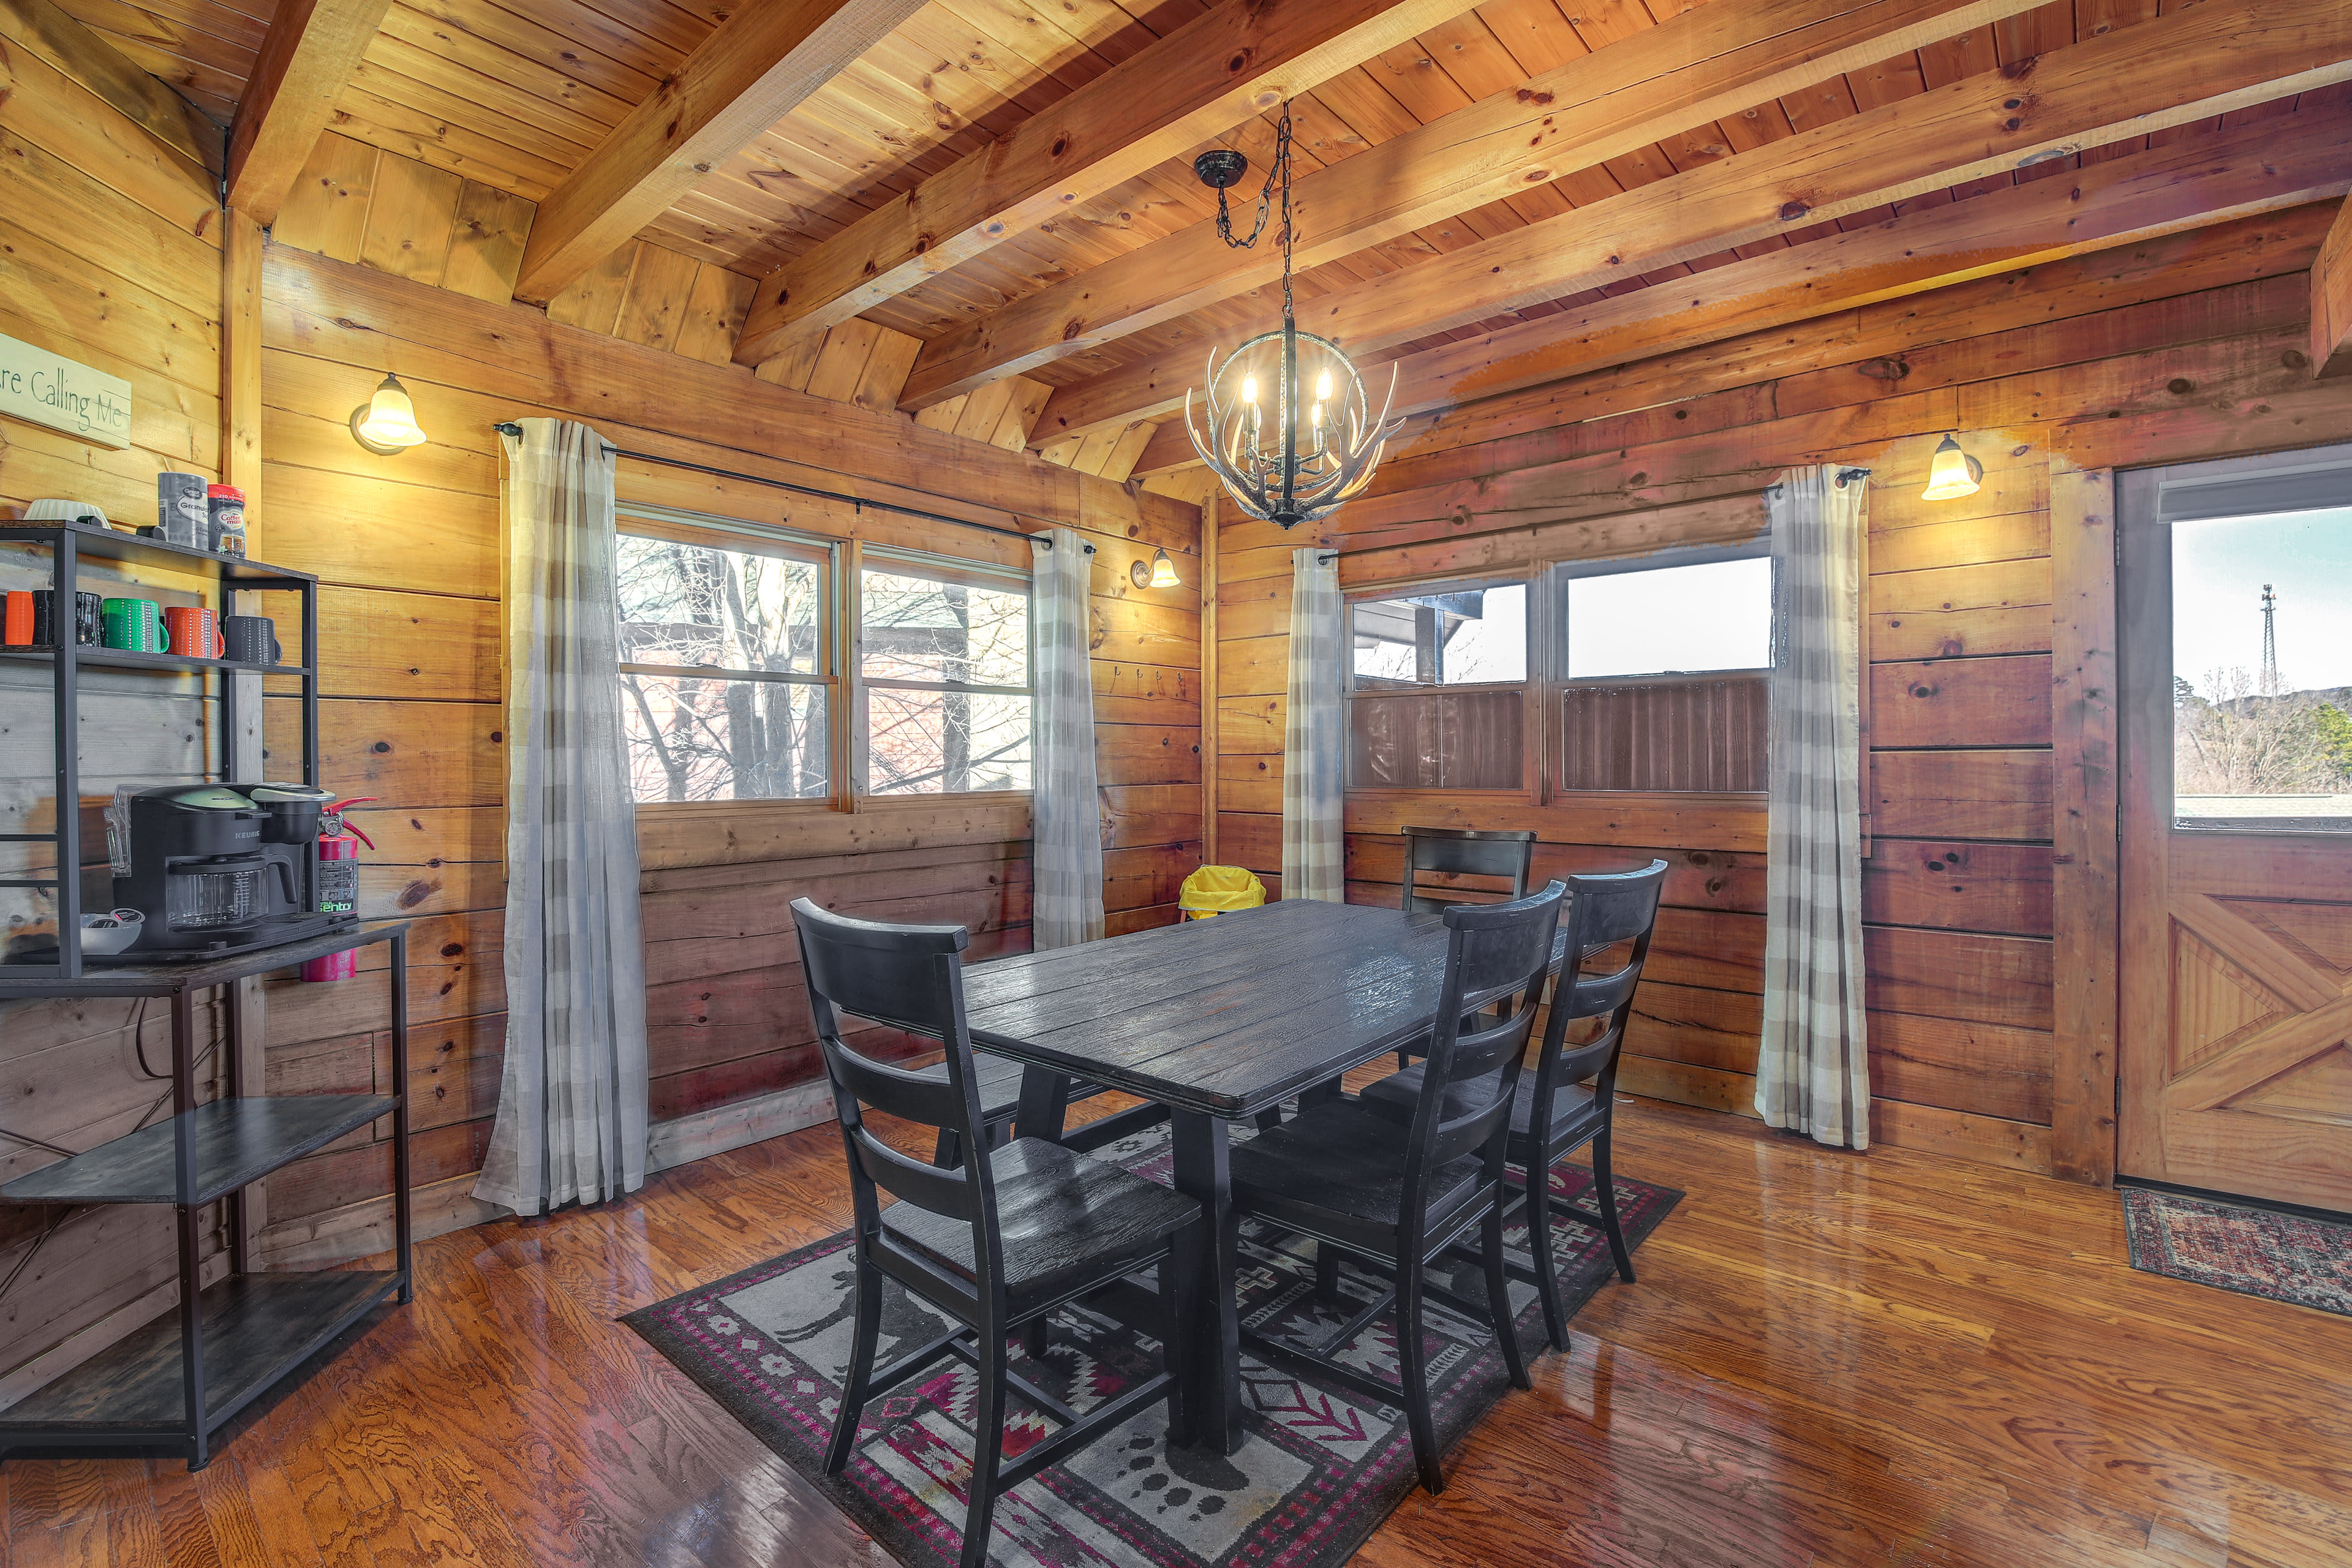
[1395,825,1538,1066]
[1358,859,1668,1351]
[1226,881,1565,1494]
[1403,824,1538,913]
[795,900,1202,1568]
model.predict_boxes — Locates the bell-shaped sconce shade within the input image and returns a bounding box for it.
[1921,433,1982,501]
[1132,547,1181,590]
[350,374,429,455]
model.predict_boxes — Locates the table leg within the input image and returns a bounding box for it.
[1168,1108,1242,1455]
[1015,1066,1072,1145]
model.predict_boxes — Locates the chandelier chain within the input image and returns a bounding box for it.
[1211,105,1294,266]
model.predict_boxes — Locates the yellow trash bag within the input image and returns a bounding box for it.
[1178,865,1267,920]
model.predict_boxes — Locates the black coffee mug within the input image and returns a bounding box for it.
[222,614,281,665]
[32,590,103,647]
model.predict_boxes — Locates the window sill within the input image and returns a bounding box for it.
[633,791,1035,820]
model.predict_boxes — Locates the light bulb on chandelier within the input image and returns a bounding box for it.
[1183,107,1400,530]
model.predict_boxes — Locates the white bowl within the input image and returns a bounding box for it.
[79,908,145,955]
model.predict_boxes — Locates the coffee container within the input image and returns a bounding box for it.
[206,484,247,557]
[157,472,208,548]
[2,592,31,647]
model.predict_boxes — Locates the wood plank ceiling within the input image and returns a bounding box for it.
[66,0,2352,479]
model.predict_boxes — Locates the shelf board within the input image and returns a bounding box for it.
[1,1095,396,1206]
[0,1270,400,1438]
[0,523,315,586]
[0,918,404,996]
[0,646,310,676]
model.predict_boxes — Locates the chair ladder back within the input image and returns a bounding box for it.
[795,898,1002,1246]
[1401,826,1537,914]
[1404,883,1566,1180]
[1532,861,1668,1103]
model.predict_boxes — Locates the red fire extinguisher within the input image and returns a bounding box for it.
[301,797,378,982]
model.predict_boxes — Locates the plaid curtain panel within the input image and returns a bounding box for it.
[475,418,650,1214]
[1754,464,1871,1148]
[1283,548,1345,903]
[1030,527,1105,949]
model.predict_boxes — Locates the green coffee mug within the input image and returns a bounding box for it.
[100,597,162,652]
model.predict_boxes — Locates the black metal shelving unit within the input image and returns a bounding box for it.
[0,521,321,981]
[0,924,414,1471]
[0,524,407,1472]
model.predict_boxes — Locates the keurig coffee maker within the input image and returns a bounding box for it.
[108,783,355,959]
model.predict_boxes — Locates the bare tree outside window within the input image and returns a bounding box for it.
[616,529,832,802]
[2176,668,2348,795]
[861,564,1031,794]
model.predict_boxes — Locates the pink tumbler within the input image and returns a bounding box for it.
[300,949,356,982]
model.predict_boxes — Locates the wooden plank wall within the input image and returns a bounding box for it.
[246,234,1203,1268]
[0,26,236,1402]
[1205,200,2352,1178]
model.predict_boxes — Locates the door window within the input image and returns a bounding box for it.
[2169,508,2352,832]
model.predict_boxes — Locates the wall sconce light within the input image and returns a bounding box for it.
[350,374,429,455]
[1131,548,1180,589]
[1921,433,1981,501]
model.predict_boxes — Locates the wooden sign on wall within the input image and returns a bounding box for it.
[0,331,131,448]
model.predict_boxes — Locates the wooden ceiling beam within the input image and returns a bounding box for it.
[2313,197,2352,378]
[513,0,930,306]
[227,0,399,224]
[899,0,2051,412]
[730,0,1491,370]
[1129,111,2352,478]
[1043,0,2352,447]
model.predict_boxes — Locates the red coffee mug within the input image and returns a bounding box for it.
[161,605,224,659]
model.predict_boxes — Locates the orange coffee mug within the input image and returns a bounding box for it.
[161,605,224,659]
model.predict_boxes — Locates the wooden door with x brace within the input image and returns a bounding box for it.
[2117,449,2352,1212]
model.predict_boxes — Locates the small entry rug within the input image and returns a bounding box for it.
[2122,1186,2352,1317]
[625,1119,1679,1568]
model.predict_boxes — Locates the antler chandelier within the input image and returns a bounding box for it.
[1185,106,1400,530]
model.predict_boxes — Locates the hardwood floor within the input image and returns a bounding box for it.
[8,1094,2351,1567]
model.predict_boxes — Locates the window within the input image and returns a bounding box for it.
[2168,507,2352,832]
[1555,551,1773,794]
[616,518,834,803]
[1352,583,1527,687]
[1564,556,1772,678]
[1348,582,1526,789]
[859,554,1033,795]
[616,514,1040,807]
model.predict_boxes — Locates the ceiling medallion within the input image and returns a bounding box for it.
[1184,107,1400,530]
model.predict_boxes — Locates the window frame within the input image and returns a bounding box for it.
[612,508,1039,814]
[1539,541,1776,803]
[614,505,845,810]
[1344,573,1537,796]
[851,543,1037,800]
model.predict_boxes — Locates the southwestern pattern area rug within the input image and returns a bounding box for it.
[2122,1186,2352,1319]
[627,1120,1679,1568]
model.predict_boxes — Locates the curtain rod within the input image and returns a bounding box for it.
[492,421,1091,552]
[1763,466,1874,496]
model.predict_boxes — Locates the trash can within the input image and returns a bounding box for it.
[1178,865,1267,920]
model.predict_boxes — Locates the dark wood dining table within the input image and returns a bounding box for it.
[960,897,1570,1456]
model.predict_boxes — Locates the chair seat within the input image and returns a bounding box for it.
[883,1137,1197,1301]
[1229,1101,1487,1253]
[908,1050,1027,1123]
[1359,1063,1605,1156]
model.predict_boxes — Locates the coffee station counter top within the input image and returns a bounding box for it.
[0,919,410,997]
